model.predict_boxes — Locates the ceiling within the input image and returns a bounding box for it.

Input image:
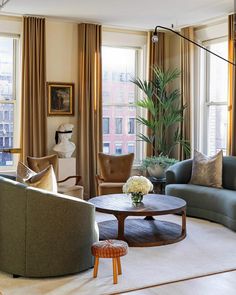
[0,0,234,30]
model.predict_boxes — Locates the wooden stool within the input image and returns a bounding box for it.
[91,239,128,284]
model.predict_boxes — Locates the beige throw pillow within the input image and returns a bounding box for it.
[189,150,223,188]
[17,162,57,193]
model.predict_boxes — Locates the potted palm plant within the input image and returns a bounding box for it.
[131,66,190,177]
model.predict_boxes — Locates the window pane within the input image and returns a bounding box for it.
[207,41,228,102]
[102,46,138,156]
[128,118,135,134]
[0,37,14,101]
[102,47,135,105]
[115,144,122,155]
[128,143,135,153]
[115,118,122,134]
[103,142,110,154]
[103,117,110,134]
[0,36,19,168]
[207,105,227,155]
[0,103,14,166]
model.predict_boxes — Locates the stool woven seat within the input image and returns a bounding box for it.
[91,239,128,284]
[91,240,128,258]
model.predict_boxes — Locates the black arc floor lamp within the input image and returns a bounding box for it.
[152,25,236,66]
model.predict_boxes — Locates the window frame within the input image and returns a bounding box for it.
[201,36,228,155]
[0,34,21,171]
[101,44,146,165]
[102,28,147,166]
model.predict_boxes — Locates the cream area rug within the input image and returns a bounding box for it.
[1,213,236,295]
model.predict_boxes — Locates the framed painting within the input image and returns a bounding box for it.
[47,82,74,116]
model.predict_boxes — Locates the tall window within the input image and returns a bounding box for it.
[0,35,20,167]
[201,39,228,155]
[102,46,144,163]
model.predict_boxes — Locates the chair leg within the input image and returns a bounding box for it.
[117,257,122,275]
[112,258,118,284]
[93,257,99,278]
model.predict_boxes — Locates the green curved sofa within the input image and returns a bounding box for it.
[0,176,99,277]
[165,156,236,231]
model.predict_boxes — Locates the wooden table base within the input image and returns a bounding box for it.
[98,218,186,247]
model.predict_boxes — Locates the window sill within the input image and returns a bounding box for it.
[0,170,16,176]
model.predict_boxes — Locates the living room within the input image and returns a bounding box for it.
[0,0,235,294]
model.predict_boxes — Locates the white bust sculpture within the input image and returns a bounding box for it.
[53,123,76,158]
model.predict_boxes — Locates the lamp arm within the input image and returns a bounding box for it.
[0,0,10,9]
[154,25,236,66]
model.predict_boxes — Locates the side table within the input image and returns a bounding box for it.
[148,176,166,194]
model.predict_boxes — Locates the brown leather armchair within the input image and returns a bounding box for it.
[96,152,134,195]
[27,154,84,199]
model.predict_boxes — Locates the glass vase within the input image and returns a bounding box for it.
[130,192,143,204]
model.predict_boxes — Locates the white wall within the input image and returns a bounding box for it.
[0,15,22,35]
[46,20,78,155]
[195,20,228,42]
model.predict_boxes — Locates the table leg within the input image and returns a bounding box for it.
[181,208,187,236]
[144,216,155,220]
[115,214,126,240]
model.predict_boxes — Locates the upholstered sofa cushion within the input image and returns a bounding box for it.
[165,156,236,231]
[222,157,236,190]
[166,183,236,230]
[98,182,124,195]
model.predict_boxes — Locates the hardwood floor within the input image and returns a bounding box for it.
[120,270,236,295]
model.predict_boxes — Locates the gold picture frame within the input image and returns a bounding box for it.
[47,82,74,116]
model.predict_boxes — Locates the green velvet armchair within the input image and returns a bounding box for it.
[0,176,98,277]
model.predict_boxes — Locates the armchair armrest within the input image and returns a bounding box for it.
[57,175,82,185]
[96,174,104,183]
[166,159,193,185]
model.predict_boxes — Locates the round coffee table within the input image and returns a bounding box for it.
[89,194,186,247]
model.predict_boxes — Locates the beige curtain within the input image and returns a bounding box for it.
[21,16,47,163]
[179,27,194,160]
[147,31,165,156]
[228,14,236,156]
[77,23,102,199]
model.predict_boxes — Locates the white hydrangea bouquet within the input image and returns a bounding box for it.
[123,176,153,204]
